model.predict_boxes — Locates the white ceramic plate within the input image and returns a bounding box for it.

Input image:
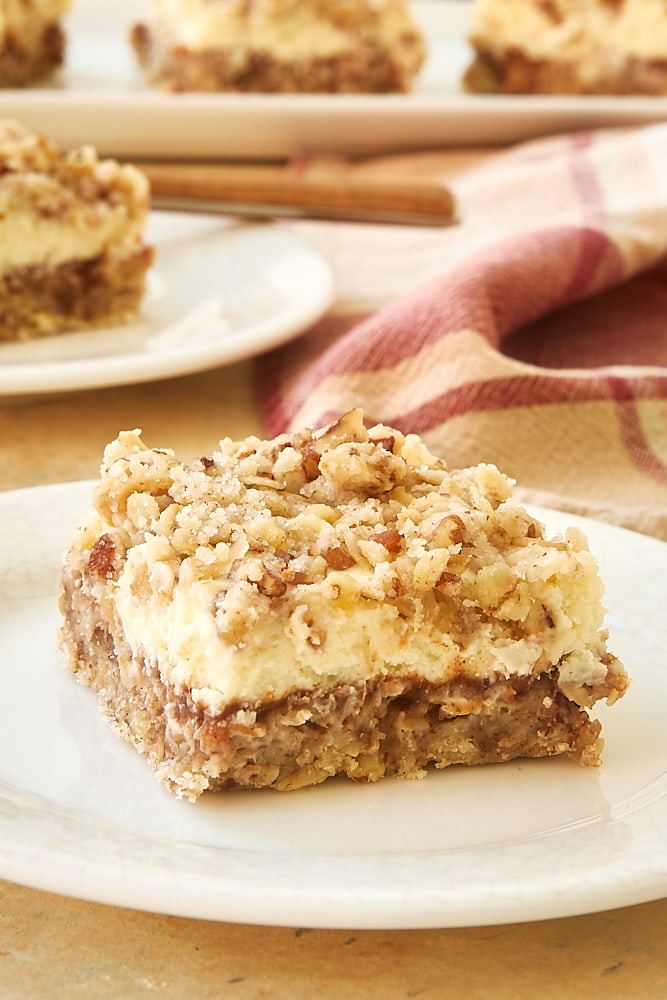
[0,214,334,395]
[1,480,666,929]
[3,2,667,159]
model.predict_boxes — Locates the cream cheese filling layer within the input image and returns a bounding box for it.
[471,0,667,60]
[109,525,608,713]
[147,0,420,58]
[0,208,144,272]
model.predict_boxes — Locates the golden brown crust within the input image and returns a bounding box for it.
[464,45,667,96]
[0,245,154,341]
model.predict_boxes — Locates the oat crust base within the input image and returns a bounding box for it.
[130,22,423,93]
[0,246,154,342]
[464,46,667,95]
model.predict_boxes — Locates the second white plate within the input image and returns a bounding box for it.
[0,214,334,395]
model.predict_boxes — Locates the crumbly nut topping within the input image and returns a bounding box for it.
[0,119,149,223]
[92,407,524,577]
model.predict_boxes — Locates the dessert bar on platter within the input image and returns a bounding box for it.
[130,0,426,93]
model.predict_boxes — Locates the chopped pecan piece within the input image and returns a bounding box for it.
[88,534,116,579]
[428,514,465,548]
[255,564,288,598]
[301,443,321,481]
[323,546,355,570]
[369,435,395,453]
[370,528,402,552]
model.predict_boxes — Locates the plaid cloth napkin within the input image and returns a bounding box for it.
[257,126,667,541]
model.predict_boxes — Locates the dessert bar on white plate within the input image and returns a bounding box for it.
[59,409,628,801]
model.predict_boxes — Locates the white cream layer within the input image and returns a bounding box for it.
[103,513,607,713]
[0,206,143,272]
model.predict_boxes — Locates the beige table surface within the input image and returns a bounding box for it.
[2,148,667,998]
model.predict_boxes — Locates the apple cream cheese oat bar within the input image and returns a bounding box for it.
[58,409,628,800]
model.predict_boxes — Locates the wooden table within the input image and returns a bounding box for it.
[2,150,667,999]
